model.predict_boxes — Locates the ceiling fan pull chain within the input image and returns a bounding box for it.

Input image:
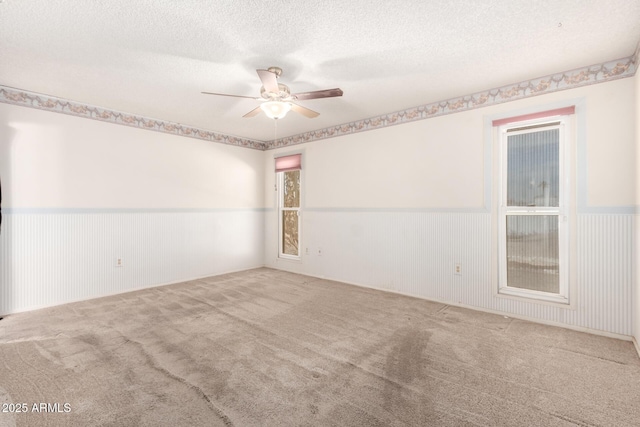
[274,118,278,141]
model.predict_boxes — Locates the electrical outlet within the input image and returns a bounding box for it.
[305,247,309,255]
[454,263,462,275]
[317,247,323,256]
[116,258,123,267]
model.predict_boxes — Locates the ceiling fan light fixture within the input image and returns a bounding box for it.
[260,101,291,119]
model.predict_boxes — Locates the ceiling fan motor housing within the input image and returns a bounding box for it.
[260,83,291,100]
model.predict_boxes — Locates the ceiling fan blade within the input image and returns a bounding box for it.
[242,106,262,118]
[292,88,343,101]
[201,91,259,100]
[256,69,279,93]
[290,103,320,118]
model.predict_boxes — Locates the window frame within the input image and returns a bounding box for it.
[277,169,302,260]
[497,115,572,304]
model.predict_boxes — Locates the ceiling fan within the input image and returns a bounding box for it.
[202,66,343,120]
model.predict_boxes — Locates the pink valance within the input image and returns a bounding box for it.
[492,106,575,127]
[275,154,302,172]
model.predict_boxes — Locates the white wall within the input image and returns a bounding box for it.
[1,107,262,209]
[635,67,640,352]
[301,114,484,209]
[265,77,637,337]
[0,103,265,315]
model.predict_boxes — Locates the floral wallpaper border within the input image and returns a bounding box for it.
[266,50,639,150]
[1,47,637,152]
[0,87,267,150]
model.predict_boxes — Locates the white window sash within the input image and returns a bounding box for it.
[498,117,570,303]
[278,170,301,260]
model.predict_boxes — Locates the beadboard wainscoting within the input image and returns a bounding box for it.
[266,210,635,336]
[0,210,264,315]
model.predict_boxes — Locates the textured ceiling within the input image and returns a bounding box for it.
[1,0,639,142]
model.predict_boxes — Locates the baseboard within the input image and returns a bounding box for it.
[267,265,633,343]
[633,337,640,359]
[0,264,266,318]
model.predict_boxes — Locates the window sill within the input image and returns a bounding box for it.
[277,255,302,263]
[497,287,573,309]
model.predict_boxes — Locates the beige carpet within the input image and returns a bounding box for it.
[0,268,639,426]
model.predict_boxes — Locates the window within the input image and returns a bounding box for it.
[496,109,573,304]
[276,154,301,259]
